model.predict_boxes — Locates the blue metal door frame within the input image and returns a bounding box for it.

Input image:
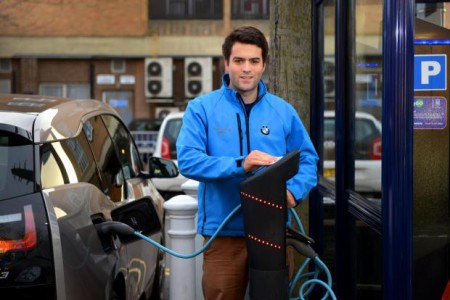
[334,0,357,299]
[310,0,415,299]
[381,1,414,299]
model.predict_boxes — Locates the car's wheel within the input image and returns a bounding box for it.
[110,277,125,300]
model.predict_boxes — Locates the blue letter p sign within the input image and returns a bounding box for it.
[414,54,447,91]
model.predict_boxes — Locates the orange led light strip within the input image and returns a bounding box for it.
[0,205,37,253]
[240,192,283,210]
[247,234,282,250]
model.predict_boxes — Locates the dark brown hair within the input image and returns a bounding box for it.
[222,26,269,64]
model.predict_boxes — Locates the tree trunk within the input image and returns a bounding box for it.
[269,0,312,129]
[269,0,313,279]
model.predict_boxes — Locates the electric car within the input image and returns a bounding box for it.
[0,94,179,300]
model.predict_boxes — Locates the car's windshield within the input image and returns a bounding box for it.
[0,130,35,200]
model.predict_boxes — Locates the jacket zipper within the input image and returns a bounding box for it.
[236,113,243,156]
[237,94,252,154]
[237,91,266,155]
[245,114,250,154]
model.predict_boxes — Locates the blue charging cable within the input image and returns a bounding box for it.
[287,207,337,300]
[133,204,337,300]
[134,204,240,259]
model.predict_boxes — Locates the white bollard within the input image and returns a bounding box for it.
[164,195,198,300]
[181,179,199,198]
[181,180,203,300]
[180,180,250,300]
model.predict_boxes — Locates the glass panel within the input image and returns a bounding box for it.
[111,59,125,73]
[231,0,269,19]
[322,0,336,281]
[414,2,450,298]
[40,134,102,191]
[322,0,383,296]
[0,59,12,73]
[0,80,11,93]
[66,83,90,99]
[323,0,336,183]
[40,144,66,188]
[355,220,382,299]
[0,131,34,200]
[40,83,63,97]
[354,1,383,297]
[161,117,183,160]
[354,0,383,199]
[39,83,90,99]
[84,116,124,202]
[103,91,133,126]
[102,115,142,179]
[169,0,185,16]
[416,3,444,26]
[149,0,223,19]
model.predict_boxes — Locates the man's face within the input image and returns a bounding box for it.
[224,42,266,100]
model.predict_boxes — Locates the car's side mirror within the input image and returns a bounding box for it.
[148,156,179,178]
[107,197,162,244]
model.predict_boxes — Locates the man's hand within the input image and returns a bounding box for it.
[243,151,295,207]
[243,150,277,172]
[286,190,296,208]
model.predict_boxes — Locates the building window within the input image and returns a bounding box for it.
[40,83,90,99]
[231,0,269,19]
[0,59,12,73]
[111,59,126,73]
[0,80,11,93]
[149,0,223,19]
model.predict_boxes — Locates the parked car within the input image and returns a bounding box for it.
[152,112,188,199]
[151,110,382,199]
[323,110,382,196]
[0,94,179,300]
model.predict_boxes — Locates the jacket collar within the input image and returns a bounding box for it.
[221,73,267,101]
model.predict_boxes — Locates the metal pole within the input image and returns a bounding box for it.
[382,0,414,298]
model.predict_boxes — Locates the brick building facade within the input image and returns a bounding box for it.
[0,0,269,125]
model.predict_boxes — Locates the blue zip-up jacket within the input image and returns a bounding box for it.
[177,74,319,237]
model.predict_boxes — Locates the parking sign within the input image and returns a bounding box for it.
[414,54,447,91]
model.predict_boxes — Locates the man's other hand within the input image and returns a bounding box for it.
[243,150,277,172]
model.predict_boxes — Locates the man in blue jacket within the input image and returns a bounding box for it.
[177,26,318,300]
